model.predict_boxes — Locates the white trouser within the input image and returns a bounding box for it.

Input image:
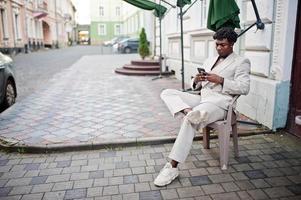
[160,89,226,163]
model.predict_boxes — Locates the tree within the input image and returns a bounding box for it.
[138,28,150,60]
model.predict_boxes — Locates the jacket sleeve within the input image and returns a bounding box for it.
[222,58,251,95]
[190,77,202,90]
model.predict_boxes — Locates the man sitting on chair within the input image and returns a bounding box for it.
[154,27,251,187]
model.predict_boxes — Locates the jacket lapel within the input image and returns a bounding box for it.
[202,53,237,88]
[212,53,237,74]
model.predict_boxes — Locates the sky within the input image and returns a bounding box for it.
[71,0,91,25]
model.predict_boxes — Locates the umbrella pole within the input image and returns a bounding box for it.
[180,7,185,91]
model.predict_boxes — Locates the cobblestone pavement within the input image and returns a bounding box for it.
[0,53,264,151]
[0,133,300,200]
[13,45,113,102]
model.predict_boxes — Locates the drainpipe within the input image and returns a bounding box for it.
[54,0,59,48]
[24,1,28,53]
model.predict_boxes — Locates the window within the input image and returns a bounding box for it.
[14,13,20,39]
[116,6,120,16]
[0,8,8,39]
[99,6,104,16]
[115,24,121,35]
[98,24,106,35]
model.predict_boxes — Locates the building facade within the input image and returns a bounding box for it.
[0,0,76,54]
[157,0,300,133]
[89,0,154,46]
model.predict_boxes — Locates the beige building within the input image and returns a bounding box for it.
[0,0,76,54]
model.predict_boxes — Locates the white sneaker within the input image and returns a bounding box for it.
[154,163,179,187]
[186,110,208,124]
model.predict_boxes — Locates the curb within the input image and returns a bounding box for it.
[0,130,272,154]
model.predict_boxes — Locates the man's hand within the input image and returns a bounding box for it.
[194,73,207,84]
[204,73,224,84]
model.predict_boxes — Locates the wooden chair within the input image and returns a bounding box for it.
[202,96,240,170]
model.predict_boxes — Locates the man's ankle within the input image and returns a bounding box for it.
[171,160,178,168]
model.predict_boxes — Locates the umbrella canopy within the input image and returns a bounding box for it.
[123,0,167,18]
[207,0,240,31]
[177,0,191,7]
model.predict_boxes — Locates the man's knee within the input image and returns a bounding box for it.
[160,89,177,99]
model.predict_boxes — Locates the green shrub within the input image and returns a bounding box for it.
[138,28,150,60]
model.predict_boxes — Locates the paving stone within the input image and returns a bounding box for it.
[94,178,109,187]
[221,182,240,192]
[201,184,224,194]
[177,186,204,198]
[132,167,145,175]
[119,184,134,194]
[139,190,162,200]
[87,187,103,197]
[208,174,234,183]
[123,193,139,200]
[109,176,123,185]
[264,187,294,198]
[160,189,178,199]
[123,175,139,184]
[232,164,252,171]
[39,168,62,176]
[29,176,48,185]
[64,188,87,199]
[24,163,40,171]
[113,168,132,176]
[89,170,104,179]
[231,172,249,181]
[210,192,240,200]
[52,181,73,191]
[74,179,93,189]
[247,189,269,200]
[46,174,70,183]
[102,185,119,196]
[244,170,267,179]
[70,172,89,180]
[189,176,212,186]
[0,187,12,197]
[250,179,271,188]
[236,191,253,200]
[81,165,98,172]
[9,186,32,195]
[189,168,209,176]
[134,182,150,192]
[21,193,44,200]
[115,161,129,169]
[235,180,255,190]
[138,174,153,182]
[286,184,301,195]
[266,177,294,186]
[31,183,53,193]
[5,178,32,187]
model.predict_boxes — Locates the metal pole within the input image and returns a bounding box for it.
[159,16,162,76]
[180,7,185,91]
[54,0,59,48]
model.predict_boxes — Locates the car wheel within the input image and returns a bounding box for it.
[124,47,131,54]
[3,80,16,108]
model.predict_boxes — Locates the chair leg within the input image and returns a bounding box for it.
[232,123,239,157]
[202,127,210,149]
[218,127,231,170]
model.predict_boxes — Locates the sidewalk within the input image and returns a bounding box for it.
[0,54,266,152]
[0,133,300,199]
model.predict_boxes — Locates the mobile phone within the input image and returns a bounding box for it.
[197,68,207,75]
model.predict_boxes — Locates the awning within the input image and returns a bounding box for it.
[177,0,191,8]
[33,11,48,19]
[207,0,240,31]
[123,0,167,18]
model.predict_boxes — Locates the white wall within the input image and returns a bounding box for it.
[160,0,299,130]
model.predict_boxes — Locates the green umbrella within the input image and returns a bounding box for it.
[207,0,240,31]
[123,0,167,18]
[177,0,191,7]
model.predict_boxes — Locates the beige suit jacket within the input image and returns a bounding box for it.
[191,52,251,110]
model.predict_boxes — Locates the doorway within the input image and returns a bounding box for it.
[286,2,301,137]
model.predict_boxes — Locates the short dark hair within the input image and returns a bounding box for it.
[213,27,238,44]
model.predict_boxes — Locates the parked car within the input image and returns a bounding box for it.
[103,36,129,46]
[0,52,17,109]
[117,38,140,53]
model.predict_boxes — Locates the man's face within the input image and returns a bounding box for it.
[215,38,233,57]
